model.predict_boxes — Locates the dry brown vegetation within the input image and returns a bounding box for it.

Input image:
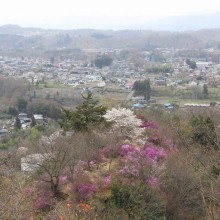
[1,107,220,219]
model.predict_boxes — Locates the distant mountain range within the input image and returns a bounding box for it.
[140,12,220,31]
[0,24,45,35]
[1,20,220,57]
[1,12,220,33]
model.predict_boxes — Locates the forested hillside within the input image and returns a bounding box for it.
[1,94,220,219]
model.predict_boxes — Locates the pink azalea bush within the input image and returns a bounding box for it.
[148,133,162,145]
[102,174,112,188]
[120,165,140,177]
[147,176,158,188]
[59,175,68,185]
[145,145,167,161]
[163,138,177,153]
[89,160,97,169]
[119,144,168,184]
[33,188,55,211]
[121,144,167,162]
[141,120,158,130]
[77,183,97,200]
[99,146,109,161]
[120,144,136,156]
[73,160,87,176]
[34,194,55,211]
[24,186,35,195]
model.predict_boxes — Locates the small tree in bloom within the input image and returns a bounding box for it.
[104,108,144,141]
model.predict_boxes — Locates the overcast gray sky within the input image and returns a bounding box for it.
[1,0,220,29]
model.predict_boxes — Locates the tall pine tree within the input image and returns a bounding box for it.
[60,92,107,131]
[14,116,21,130]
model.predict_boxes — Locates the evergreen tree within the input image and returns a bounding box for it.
[17,98,28,112]
[8,107,18,116]
[14,116,21,130]
[95,55,113,69]
[132,79,151,100]
[31,115,37,127]
[190,115,217,148]
[203,84,208,99]
[186,59,197,69]
[60,92,107,131]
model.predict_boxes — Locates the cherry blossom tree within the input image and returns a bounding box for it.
[104,108,144,141]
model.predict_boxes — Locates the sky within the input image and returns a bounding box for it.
[1,0,220,29]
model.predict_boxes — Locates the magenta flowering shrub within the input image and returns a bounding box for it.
[59,175,68,185]
[163,138,177,153]
[148,133,162,145]
[73,160,87,176]
[145,146,158,161]
[32,180,57,211]
[141,120,158,130]
[157,147,168,158]
[69,183,74,191]
[120,165,140,177]
[99,146,109,161]
[121,144,167,162]
[120,144,136,156]
[145,146,167,161]
[120,145,150,179]
[33,193,55,211]
[102,175,112,188]
[24,186,35,195]
[141,119,164,146]
[119,144,168,185]
[89,160,97,169]
[147,176,158,188]
[77,183,97,200]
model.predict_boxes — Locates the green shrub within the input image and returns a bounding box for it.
[107,181,166,220]
[34,124,46,132]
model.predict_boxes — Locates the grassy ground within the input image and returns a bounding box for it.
[152,85,220,106]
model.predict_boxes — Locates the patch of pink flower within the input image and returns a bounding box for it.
[141,120,158,129]
[145,146,167,161]
[147,176,158,188]
[127,149,146,164]
[69,183,74,192]
[74,160,87,175]
[89,160,97,168]
[148,133,161,145]
[77,183,97,200]
[102,175,112,188]
[164,139,178,153]
[120,144,137,156]
[99,146,111,161]
[120,165,140,177]
[59,175,68,185]
[33,192,55,211]
[145,146,158,161]
[157,147,168,158]
[25,187,35,195]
